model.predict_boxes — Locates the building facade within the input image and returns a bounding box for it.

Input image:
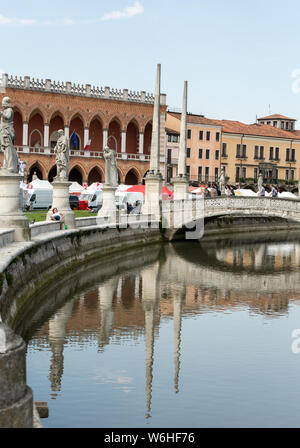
[218,119,300,183]
[0,73,167,185]
[165,112,222,183]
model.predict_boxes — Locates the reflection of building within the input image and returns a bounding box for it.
[28,240,300,416]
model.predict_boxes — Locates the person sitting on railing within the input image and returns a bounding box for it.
[50,207,64,221]
[130,200,142,215]
[127,202,134,214]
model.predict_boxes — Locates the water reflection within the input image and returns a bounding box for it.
[26,237,300,426]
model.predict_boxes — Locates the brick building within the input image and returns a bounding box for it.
[0,73,167,185]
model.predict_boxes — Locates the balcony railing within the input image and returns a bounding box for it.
[15,146,150,161]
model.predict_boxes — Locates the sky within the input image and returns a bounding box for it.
[1,0,300,125]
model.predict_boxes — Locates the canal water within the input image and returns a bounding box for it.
[24,235,300,428]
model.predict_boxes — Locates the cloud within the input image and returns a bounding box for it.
[0,14,36,26]
[0,2,144,27]
[101,1,144,21]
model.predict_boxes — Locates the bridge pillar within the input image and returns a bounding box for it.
[172,176,189,200]
[142,173,162,219]
[0,323,33,428]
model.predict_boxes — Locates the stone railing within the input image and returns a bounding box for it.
[1,74,167,105]
[15,145,150,161]
[29,221,64,238]
[0,229,15,249]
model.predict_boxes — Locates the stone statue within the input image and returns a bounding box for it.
[54,129,69,181]
[103,146,118,187]
[218,166,226,195]
[0,97,19,174]
[257,172,263,193]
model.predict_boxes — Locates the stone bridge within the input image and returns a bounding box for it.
[162,196,300,240]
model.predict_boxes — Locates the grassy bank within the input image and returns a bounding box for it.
[25,210,97,223]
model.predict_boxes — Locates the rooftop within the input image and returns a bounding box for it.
[258,113,296,121]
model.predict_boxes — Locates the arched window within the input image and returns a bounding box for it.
[88,167,102,185]
[125,169,139,185]
[126,121,139,154]
[69,167,83,185]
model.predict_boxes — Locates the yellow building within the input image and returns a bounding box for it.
[216,114,300,184]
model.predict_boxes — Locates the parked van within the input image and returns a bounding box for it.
[88,190,103,211]
[25,189,53,210]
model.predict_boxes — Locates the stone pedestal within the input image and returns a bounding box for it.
[47,181,75,229]
[0,172,30,241]
[0,323,33,428]
[142,172,162,219]
[172,176,189,201]
[98,185,117,221]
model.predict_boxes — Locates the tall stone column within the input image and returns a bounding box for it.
[103,129,108,148]
[22,122,28,147]
[0,324,33,428]
[139,133,144,154]
[84,127,89,149]
[121,131,126,153]
[44,123,49,148]
[64,125,70,140]
[172,81,189,200]
[142,64,163,218]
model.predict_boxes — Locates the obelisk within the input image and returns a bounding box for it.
[142,64,163,219]
[172,81,189,200]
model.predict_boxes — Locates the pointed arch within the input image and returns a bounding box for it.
[13,109,23,146]
[143,121,152,155]
[48,165,57,183]
[88,166,104,185]
[126,120,139,154]
[108,118,121,153]
[70,114,84,150]
[69,164,85,185]
[125,167,140,185]
[89,116,103,151]
[28,110,44,147]
[28,161,47,182]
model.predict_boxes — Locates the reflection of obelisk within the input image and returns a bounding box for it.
[173,290,184,394]
[48,299,74,394]
[98,278,118,352]
[141,263,160,418]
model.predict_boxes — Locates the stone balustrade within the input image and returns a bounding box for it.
[1,73,167,106]
[15,145,151,161]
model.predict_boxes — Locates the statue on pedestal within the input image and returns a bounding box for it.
[0,97,19,174]
[257,172,263,193]
[103,146,118,187]
[54,129,69,181]
[218,166,226,195]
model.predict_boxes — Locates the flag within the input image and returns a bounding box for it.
[84,132,93,150]
[70,130,79,149]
